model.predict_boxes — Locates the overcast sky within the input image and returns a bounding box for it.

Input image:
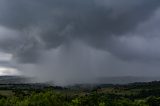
[0,0,160,85]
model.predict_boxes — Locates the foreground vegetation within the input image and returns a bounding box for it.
[1,81,160,106]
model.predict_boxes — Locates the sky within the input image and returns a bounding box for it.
[0,0,160,85]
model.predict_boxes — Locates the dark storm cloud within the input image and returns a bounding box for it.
[1,0,160,84]
[0,0,160,63]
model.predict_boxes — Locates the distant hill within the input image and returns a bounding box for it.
[1,76,160,86]
[0,76,33,84]
[97,76,160,84]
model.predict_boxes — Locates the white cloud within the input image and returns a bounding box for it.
[0,66,20,76]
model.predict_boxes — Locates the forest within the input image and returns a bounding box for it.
[0,81,160,106]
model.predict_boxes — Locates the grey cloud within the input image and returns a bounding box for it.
[0,0,160,63]
[1,0,160,84]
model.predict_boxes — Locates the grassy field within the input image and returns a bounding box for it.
[0,90,13,96]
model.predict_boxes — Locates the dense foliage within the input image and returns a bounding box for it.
[0,91,140,106]
[0,90,159,106]
[0,81,160,106]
